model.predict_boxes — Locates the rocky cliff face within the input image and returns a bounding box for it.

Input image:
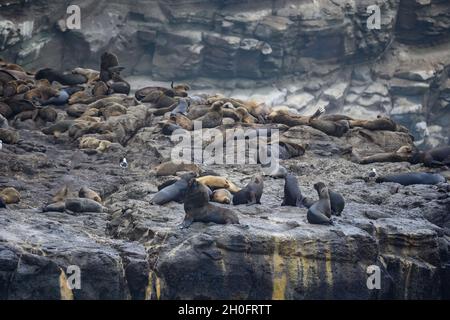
[1,0,450,146]
[1,0,450,300]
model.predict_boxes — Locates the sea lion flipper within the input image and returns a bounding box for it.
[295,196,304,208]
[181,217,193,229]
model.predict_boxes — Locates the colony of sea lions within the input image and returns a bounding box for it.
[0,53,448,227]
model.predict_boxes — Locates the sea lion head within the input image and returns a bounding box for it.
[252,175,264,185]
[212,189,232,204]
[211,101,224,112]
[313,182,327,194]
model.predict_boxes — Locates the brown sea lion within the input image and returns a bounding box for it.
[198,101,223,128]
[79,187,102,203]
[0,128,19,144]
[196,176,241,193]
[0,187,21,204]
[211,188,232,204]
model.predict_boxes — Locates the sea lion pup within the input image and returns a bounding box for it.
[181,178,239,229]
[328,189,345,216]
[198,101,223,128]
[79,187,102,203]
[354,145,415,164]
[375,172,446,186]
[0,187,20,204]
[35,68,87,85]
[232,175,264,205]
[150,172,197,205]
[170,98,189,116]
[196,176,241,193]
[211,189,232,204]
[307,182,333,225]
[411,146,450,167]
[281,174,304,207]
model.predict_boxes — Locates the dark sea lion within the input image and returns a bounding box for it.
[150,172,197,205]
[329,189,345,216]
[309,119,350,137]
[232,175,264,205]
[412,146,450,167]
[199,101,223,128]
[307,182,333,225]
[281,174,304,207]
[375,172,446,186]
[100,52,120,82]
[4,96,36,116]
[0,197,6,208]
[135,86,176,100]
[181,178,239,228]
[0,102,13,118]
[348,116,405,132]
[35,68,87,85]
[42,120,75,136]
[161,121,184,135]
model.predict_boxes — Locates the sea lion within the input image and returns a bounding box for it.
[144,91,177,109]
[79,136,111,152]
[38,107,58,122]
[232,175,264,205]
[196,176,241,193]
[135,86,177,100]
[307,182,333,225]
[23,85,59,101]
[211,189,232,204]
[281,174,304,207]
[348,116,406,132]
[161,121,183,135]
[187,105,210,120]
[328,189,345,216]
[0,187,21,204]
[375,172,446,186]
[181,178,239,228]
[354,145,415,164]
[65,198,104,213]
[100,52,120,82]
[38,86,83,106]
[0,197,6,208]
[235,106,257,124]
[79,187,102,203]
[411,146,450,167]
[52,185,72,203]
[0,114,8,128]
[170,113,193,131]
[0,128,19,144]
[155,161,200,176]
[42,120,75,136]
[35,68,87,85]
[150,172,197,205]
[198,101,223,128]
[0,102,12,118]
[170,98,189,116]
